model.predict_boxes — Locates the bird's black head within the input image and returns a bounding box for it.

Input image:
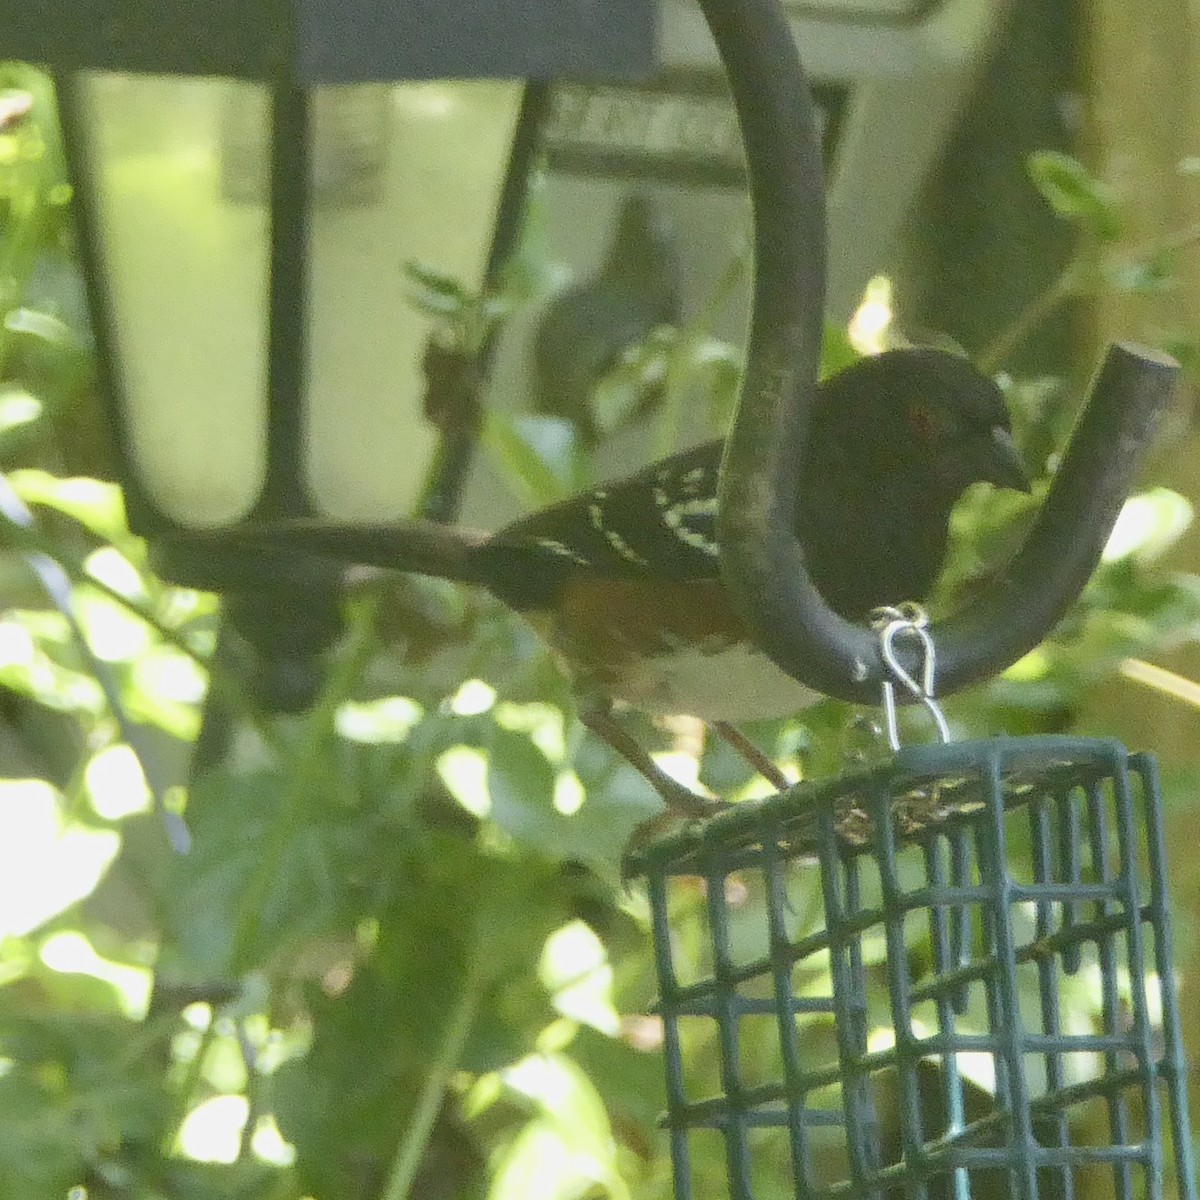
[802,347,1031,619]
[819,347,1030,501]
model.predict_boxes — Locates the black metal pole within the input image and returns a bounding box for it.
[418,81,551,524]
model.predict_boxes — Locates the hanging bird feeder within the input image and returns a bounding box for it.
[626,717,1198,1200]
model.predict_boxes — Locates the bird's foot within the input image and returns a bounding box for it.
[621,801,731,883]
[621,771,728,881]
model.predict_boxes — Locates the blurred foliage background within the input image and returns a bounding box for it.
[4,4,1200,1199]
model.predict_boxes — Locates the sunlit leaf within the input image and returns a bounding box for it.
[177,1093,249,1164]
[6,469,128,543]
[85,743,151,821]
[484,412,581,507]
[0,613,106,714]
[336,694,424,743]
[0,780,119,939]
[491,1054,627,1200]
[1027,150,1122,241]
[39,930,153,1019]
[541,921,618,1034]
[847,275,895,355]
[1102,488,1193,564]
[403,259,472,309]
[0,384,41,449]
[438,744,491,818]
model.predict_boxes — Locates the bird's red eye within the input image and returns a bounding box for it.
[908,403,936,440]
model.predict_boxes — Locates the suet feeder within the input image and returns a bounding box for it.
[627,737,1197,1200]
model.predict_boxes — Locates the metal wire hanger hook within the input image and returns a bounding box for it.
[870,604,950,751]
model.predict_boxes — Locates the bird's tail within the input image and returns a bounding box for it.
[160,518,497,587]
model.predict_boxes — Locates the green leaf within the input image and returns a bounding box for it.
[0,1003,169,1193]
[5,306,88,359]
[591,331,673,436]
[1026,150,1122,241]
[694,340,743,431]
[403,260,472,308]
[820,320,862,379]
[496,168,572,305]
[568,1026,666,1135]
[1104,249,1176,294]
[160,770,350,977]
[406,288,467,321]
[6,468,128,543]
[484,412,581,507]
[485,727,650,868]
[0,612,106,714]
[1102,488,1194,565]
[0,384,41,451]
[487,727,557,841]
[489,1053,626,1200]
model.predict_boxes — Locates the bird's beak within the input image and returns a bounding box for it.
[982,425,1032,493]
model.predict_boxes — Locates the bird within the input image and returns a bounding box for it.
[533,193,681,444]
[181,348,1030,816]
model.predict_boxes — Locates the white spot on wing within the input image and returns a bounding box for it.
[671,498,718,517]
[602,526,651,565]
[663,496,719,555]
[676,528,719,556]
[587,489,650,565]
[653,477,719,555]
[587,490,608,532]
[536,538,591,566]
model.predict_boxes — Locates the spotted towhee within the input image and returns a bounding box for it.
[472,349,1026,685]
[194,349,1030,816]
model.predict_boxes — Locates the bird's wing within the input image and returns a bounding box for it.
[496,440,725,583]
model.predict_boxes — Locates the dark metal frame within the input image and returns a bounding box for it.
[419,81,553,525]
[52,73,312,537]
[54,72,548,562]
[20,6,641,711]
[261,83,313,521]
[541,68,849,189]
[0,0,655,81]
[786,0,945,28]
[628,737,1198,1200]
[51,63,552,705]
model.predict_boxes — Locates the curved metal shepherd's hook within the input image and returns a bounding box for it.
[700,0,1179,704]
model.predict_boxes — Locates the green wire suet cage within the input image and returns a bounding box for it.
[628,737,1197,1200]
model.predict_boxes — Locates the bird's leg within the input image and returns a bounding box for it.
[712,721,792,792]
[578,703,726,819]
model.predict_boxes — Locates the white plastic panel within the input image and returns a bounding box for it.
[78,72,270,528]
